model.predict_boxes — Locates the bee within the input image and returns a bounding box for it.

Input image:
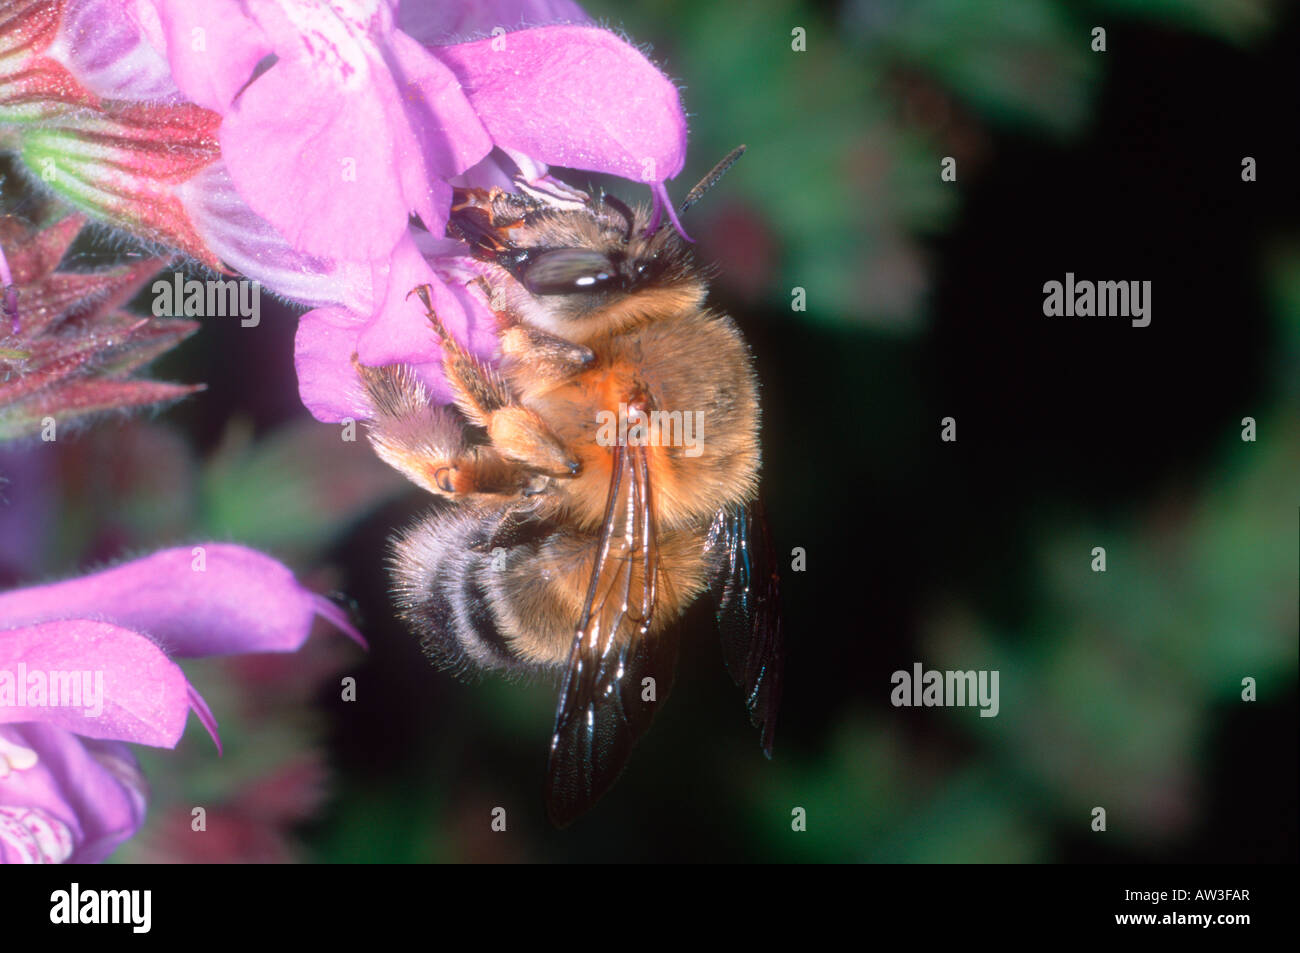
[356,147,782,826]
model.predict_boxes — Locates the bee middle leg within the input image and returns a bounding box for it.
[409,284,580,479]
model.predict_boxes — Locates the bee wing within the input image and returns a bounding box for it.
[706,500,784,756]
[545,442,678,827]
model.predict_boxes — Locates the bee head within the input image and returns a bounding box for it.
[449,185,706,339]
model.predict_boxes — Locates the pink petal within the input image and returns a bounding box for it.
[311,595,368,652]
[148,2,472,258]
[57,0,182,101]
[356,234,504,403]
[145,0,274,112]
[177,164,372,310]
[648,179,691,241]
[355,234,453,373]
[219,54,422,260]
[0,544,363,658]
[433,258,504,361]
[217,58,399,256]
[398,0,588,45]
[293,233,504,423]
[0,725,147,863]
[0,620,192,747]
[387,29,492,182]
[435,25,688,186]
[450,147,537,190]
[185,684,221,754]
[295,306,371,423]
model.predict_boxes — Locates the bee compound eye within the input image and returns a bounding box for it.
[520,248,617,295]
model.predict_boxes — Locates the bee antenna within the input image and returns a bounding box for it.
[679,144,746,215]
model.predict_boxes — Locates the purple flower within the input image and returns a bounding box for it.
[0,544,362,863]
[397,0,588,45]
[143,0,478,262]
[0,0,227,266]
[0,725,146,864]
[7,0,690,422]
[142,1,688,422]
[317,30,686,417]
[140,2,686,257]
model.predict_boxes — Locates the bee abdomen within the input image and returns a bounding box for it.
[389,510,524,676]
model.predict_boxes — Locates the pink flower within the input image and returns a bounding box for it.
[4,0,691,422]
[0,544,362,862]
[397,0,588,45]
[0,0,226,265]
[137,1,688,422]
[142,2,686,256]
[288,16,686,421]
[144,0,472,263]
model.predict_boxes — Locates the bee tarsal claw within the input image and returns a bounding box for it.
[406,283,454,341]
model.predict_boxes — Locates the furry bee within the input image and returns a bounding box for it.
[356,148,782,826]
